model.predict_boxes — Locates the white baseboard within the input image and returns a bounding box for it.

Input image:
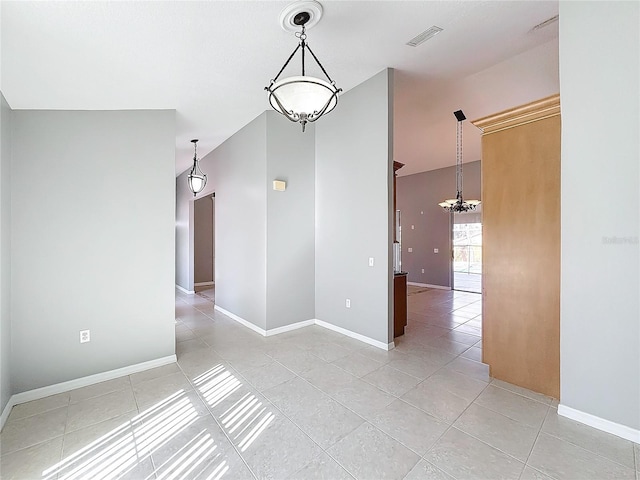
[212,305,394,351]
[1,354,177,431]
[214,305,266,336]
[266,320,316,337]
[194,282,214,287]
[175,284,195,295]
[558,404,640,443]
[407,282,451,290]
[315,319,394,351]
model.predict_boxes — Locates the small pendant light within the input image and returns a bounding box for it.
[187,139,207,196]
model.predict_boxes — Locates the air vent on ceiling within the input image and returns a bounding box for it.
[406,26,443,47]
[531,15,559,31]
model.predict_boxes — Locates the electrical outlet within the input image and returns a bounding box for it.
[80,330,91,344]
[422,268,425,273]
[408,247,413,253]
[434,248,439,254]
[345,299,351,308]
[368,257,374,267]
[411,225,415,230]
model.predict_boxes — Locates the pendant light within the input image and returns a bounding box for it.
[265,1,341,132]
[187,139,207,196]
[439,110,481,212]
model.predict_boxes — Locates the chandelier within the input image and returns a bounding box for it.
[265,2,341,132]
[187,139,207,197]
[439,110,481,212]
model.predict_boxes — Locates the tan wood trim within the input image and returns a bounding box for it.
[472,94,560,135]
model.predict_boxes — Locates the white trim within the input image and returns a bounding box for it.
[314,319,394,350]
[175,284,195,295]
[407,282,451,290]
[1,355,177,431]
[266,320,315,337]
[194,281,214,287]
[214,305,266,336]
[558,404,640,443]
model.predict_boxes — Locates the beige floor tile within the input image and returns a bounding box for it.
[267,345,328,374]
[491,378,554,405]
[330,379,396,418]
[240,360,296,391]
[445,356,490,382]
[520,466,556,480]
[541,409,636,469]
[361,364,421,397]
[283,390,365,449]
[306,341,352,362]
[403,460,456,480]
[176,347,225,380]
[408,346,458,366]
[118,457,157,480]
[66,388,137,433]
[61,411,139,458]
[151,415,251,480]
[290,452,353,480]
[357,345,403,364]
[6,391,70,423]
[440,330,482,346]
[176,338,210,355]
[528,433,636,480]
[301,364,358,395]
[175,324,197,342]
[0,406,68,455]
[263,377,325,417]
[454,403,539,462]
[635,443,639,471]
[461,345,483,362]
[332,352,384,377]
[0,436,63,480]
[327,423,420,480]
[387,353,441,380]
[129,362,182,386]
[369,400,449,455]
[426,369,488,401]
[132,371,193,407]
[475,385,549,428]
[425,427,525,480]
[235,412,323,479]
[424,336,472,355]
[137,388,211,423]
[69,376,132,404]
[401,381,471,423]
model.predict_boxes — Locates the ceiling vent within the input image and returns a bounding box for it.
[406,26,443,47]
[531,15,559,32]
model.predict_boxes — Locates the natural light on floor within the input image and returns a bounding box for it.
[42,364,272,480]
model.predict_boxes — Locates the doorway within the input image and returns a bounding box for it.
[452,211,482,293]
[194,193,215,296]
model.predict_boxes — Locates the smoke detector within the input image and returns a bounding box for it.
[279,1,324,32]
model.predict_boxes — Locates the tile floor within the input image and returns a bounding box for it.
[1,287,638,480]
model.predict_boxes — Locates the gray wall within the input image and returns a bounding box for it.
[315,69,393,345]
[194,195,214,284]
[11,110,176,393]
[560,2,639,430]
[266,112,315,329]
[177,114,269,330]
[397,161,481,287]
[1,93,12,411]
[175,163,195,292]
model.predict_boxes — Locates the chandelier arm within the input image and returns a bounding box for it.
[269,92,300,123]
[305,44,336,83]
[305,89,341,122]
[272,43,302,83]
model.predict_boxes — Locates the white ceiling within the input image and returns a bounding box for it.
[1,1,559,176]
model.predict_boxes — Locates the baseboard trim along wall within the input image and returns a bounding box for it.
[0,354,177,431]
[407,282,451,290]
[558,404,640,443]
[175,284,195,295]
[314,319,394,351]
[213,305,394,351]
[194,281,214,287]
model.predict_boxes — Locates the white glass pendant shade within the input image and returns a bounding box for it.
[188,164,207,196]
[268,76,338,118]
